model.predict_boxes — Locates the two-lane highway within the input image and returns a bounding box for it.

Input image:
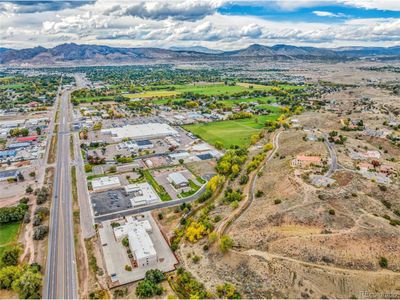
[43,87,77,299]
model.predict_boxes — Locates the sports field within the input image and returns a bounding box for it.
[184,113,280,148]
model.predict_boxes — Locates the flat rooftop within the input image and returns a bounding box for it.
[102,123,178,140]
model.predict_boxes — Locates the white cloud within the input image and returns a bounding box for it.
[1,0,400,49]
[108,0,225,21]
[313,11,342,17]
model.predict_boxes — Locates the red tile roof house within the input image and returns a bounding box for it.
[16,136,37,142]
[27,101,39,107]
[292,155,322,168]
[358,162,394,176]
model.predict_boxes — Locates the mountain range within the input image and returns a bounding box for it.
[1,43,400,66]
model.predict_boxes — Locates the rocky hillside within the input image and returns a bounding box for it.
[1,43,400,65]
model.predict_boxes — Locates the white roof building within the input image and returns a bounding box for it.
[114,218,157,268]
[167,172,189,187]
[91,176,121,191]
[191,143,211,152]
[124,183,160,207]
[101,123,178,141]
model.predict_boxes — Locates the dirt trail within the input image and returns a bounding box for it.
[235,248,399,276]
[217,130,282,236]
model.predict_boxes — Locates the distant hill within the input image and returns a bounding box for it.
[1,43,400,66]
[169,46,223,54]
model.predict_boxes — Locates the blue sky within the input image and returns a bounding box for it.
[219,3,400,23]
[1,0,400,49]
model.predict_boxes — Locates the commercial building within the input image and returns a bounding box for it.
[7,142,31,149]
[16,136,37,143]
[113,217,158,268]
[118,140,153,152]
[124,183,160,207]
[102,123,178,141]
[0,150,17,159]
[91,176,121,192]
[167,172,189,188]
[0,169,21,182]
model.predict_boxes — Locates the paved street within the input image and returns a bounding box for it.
[43,87,77,299]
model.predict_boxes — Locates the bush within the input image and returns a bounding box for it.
[145,269,165,284]
[239,175,248,185]
[255,190,264,197]
[110,222,120,228]
[192,255,201,264]
[84,164,93,173]
[328,209,336,215]
[136,279,162,298]
[379,257,388,268]
[0,266,21,289]
[19,197,29,204]
[379,185,387,192]
[125,265,132,271]
[23,212,31,224]
[122,237,129,247]
[1,246,21,266]
[381,200,391,209]
[213,215,221,223]
[33,225,49,240]
[274,199,282,205]
[32,215,42,227]
[36,187,49,205]
[34,206,49,217]
[219,235,234,253]
[25,186,33,194]
[216,283,241,299]
[158,213,163,220]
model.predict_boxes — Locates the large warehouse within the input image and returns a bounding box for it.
[101,123,178,141]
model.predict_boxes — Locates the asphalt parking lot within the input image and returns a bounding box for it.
[91,188,132,216]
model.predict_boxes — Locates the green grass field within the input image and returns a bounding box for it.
[125,83,304,100]
[0,84,27,90]
[184,113,280,148]
[218,96,278,108]
[0,222,20,257]
[75,96,114,103]
[0,222,20,245]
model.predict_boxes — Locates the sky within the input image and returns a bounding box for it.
[1,0,400,49]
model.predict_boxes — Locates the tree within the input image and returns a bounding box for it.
[185,221,207,243]
[84,164,93,173]
[35,127,42,135]
[216,283,241,299]
[136,279,162,298]
[214,141,224,150]
[26,186,33,194]
[17,173,24,181]
[371,160,381,169]
[122,237,129,247]
[231,164,240,177]
[33,225,48,240]
[1,246,21,266]
[145,269,165,284]
[12,269,42,299]
[219,235,233,253]
[255,190,264,198]
[0,266,22,289]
